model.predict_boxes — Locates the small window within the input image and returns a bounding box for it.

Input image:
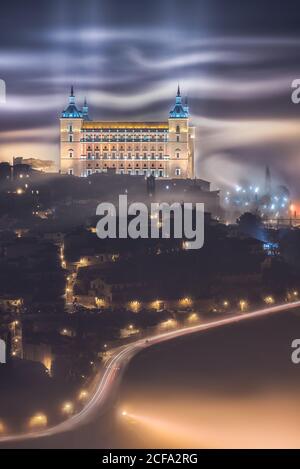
[176,125,180,133]
[175,168,181,176]
[68,168,73,175]
[176,135,180,142]
[69,135,73,143]
[176,152,180,158]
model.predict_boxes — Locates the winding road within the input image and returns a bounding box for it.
[1,300,300,444]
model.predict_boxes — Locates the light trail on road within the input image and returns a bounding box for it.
[1,300,300,444]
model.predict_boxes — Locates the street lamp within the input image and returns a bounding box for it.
[62,401,74,416]
[28,413,47,429]
[78,390,88,401]
[239,300,248,312]
[0,420,6,434]
[264,296,274,304]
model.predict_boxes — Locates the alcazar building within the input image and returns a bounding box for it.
[60,86,195,179]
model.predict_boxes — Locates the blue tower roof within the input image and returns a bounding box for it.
[169,85,189,118]
[82,97,91,121]
[61,86,83,118]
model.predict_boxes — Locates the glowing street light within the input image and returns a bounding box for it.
[160,319,177,330]
[78,390,88,401]
[121,410,127,417]
[239,300,248,312]
[223,300,229,307]
[187,313,199,323]
[264,296,274,304]
[0,420,6,434]
[28,413,47,429]
[62,401,74,416]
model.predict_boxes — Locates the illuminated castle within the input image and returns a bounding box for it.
[60,86,195,179]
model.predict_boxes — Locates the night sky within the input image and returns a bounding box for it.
[1,0,300,195]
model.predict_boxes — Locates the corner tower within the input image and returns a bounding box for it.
[168,86,195,178]
[60,87,83,176]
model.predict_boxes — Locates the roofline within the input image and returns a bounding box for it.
[82,121,169,129]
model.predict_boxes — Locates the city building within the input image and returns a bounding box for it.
[60,86,195,179]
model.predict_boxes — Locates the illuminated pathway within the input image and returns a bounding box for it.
[1,300,300,444]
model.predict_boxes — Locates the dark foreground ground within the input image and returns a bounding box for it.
[2,309,300,448]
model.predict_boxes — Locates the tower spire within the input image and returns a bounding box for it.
[82,96,90,120]
[169,85,189,118]
[69,86,75,105]
[61,85,82,118]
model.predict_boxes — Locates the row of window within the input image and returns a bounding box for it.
[85,146,165,152]
[67,168,181,177]
[67,135,180,143]
[68,168,181,177]
[68,152,181,159]
[68,125,180,133]
[80,137,168,142]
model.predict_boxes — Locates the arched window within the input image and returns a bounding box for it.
[176,125,180,133]
[69,149,73,158]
